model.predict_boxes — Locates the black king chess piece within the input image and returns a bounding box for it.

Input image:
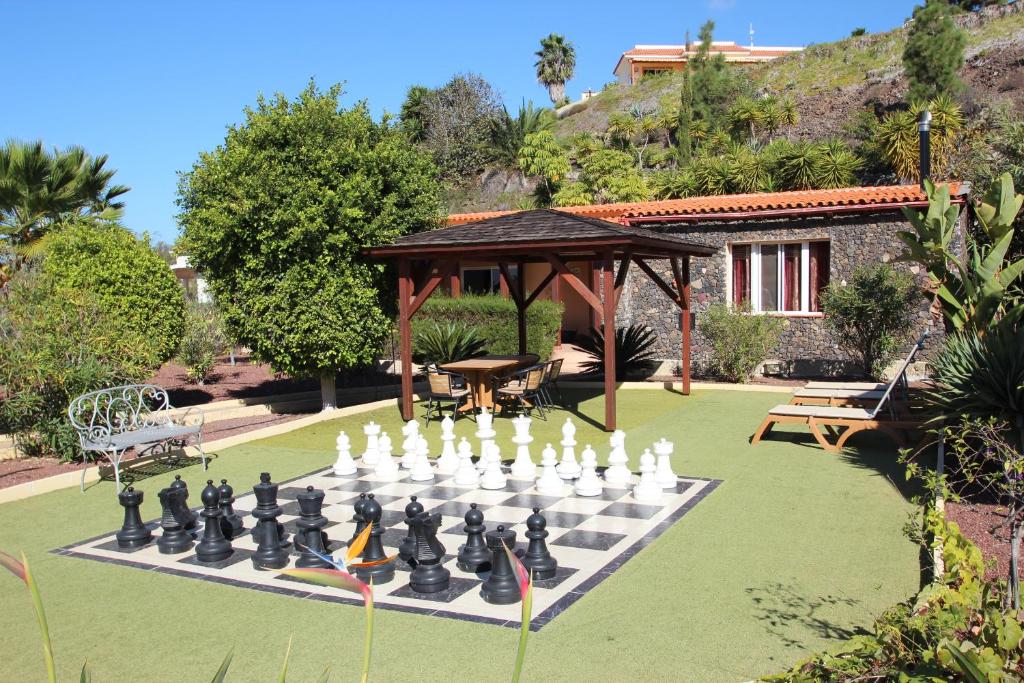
[295,486,332,569]
[156,487,193,554]
[354,494,395,585]
[116,486,152,548]
[169,475,198,531]
[521,508,557,580]
[398,496,424,566]
[480,525,521,605]
[456,503,490,572]
[195,480,233,563]
[251,472,290,570]
[217,479,245,539]
[408,511,450,593]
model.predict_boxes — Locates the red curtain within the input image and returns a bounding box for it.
[732,245,750,306]
[809,242,830,312]
[783,244,801,311]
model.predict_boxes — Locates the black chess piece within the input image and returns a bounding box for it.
[217,479,245,539]
[408,511,450,593]
[116,486,152,548]
[480,525,521,605]
[295,486,332,569]
[251,472,290,570]
[456,503,490,572]
[354,494,395,585]
[397,496,424,566]
[196,480,233,563]
[350,493,368,544]
[521,508,557,580]
[156,487,193,554]
[169,475,198,531]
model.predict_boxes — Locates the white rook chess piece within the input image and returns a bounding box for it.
[535,443,566,495]
[654,438,678,489]
[435,416,459,474]
[479,443,507,490]
[332,430,357,476]
[574,445,604,497]
[374,433,399,479]
[509,414,536,479]
[452,438,480,487]
[603,429,632,486]
[400,420,419,469]
[633,448,662,503]
[410,435,436,482]
[361,421,381,467]
[475,407,496,472]
[556,418,581,480]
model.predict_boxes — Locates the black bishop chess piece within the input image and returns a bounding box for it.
[295,486,332,569]
[353,494,395,585]
[217,479,245,540]
[397,496,424,567]
[350,493,368,544]
[521,508,557,580]
[156,487,193,554]
[480,525,521,605]
[116,486,152,548]
[250,472,290,570]
[408,511,450,593]
[195,480,233,563]
[456,503,491,572]
[169,475,198,531]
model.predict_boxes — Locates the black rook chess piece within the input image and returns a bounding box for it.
[354,494,395,585]
[398,496,424,566]
[217,479,245,539]
[196,480,233,563]
[350,493,368,544]
[156,487,193,554]
[480,525,521,605]
[169,475,198,531]
[116,486,152,548]
[408,511,450,593]
[295,486,332,569]
[251,472,290,570]
[521,508,557,580]
[456,503,491,572]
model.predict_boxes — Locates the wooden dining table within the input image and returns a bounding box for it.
[439,355,532,411]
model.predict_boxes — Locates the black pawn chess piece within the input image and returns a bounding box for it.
[480,525,521,605]
[169,475,198,531]
[196,480,233,563]
[156,487,193,554]
[408,512,450,593]
[251,472,290,570]
[350,493,368,544]
[354,494,395,585]
[456,503,491,572]
[116,486,152,548]
[521,508,557,580]
[295,486,332,569]
[398,496,424,566]
[217,479,245,539]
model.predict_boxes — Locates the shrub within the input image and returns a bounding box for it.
[699,303,784,382]
[176,303,228,384]
[413,322,488,366]
[576,325,658,380]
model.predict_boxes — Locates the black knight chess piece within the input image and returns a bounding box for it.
[398,496,424,566]
[195,480,233,563]
[295,486,332,569]
[456,503,490,572]
[116,486,152,548]
[350,493,368,544]
[521,508,557,580]
[250,472,290,570]
[169,475,198,531]
[408,511,450,593]
[480,525,521,605]
[217,479,245,539]
[353,494,395,585]
[156,487,193,554]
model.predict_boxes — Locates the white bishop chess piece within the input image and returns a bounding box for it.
[452,437,480,487]
[556,418,581,480]
[509,414,536,479]
[361,421,381,467]
[475,407,496,472]
[535,443,567,496]
[374,432,400,479]
[479,443,508,490]
[574,444,604,497]
[633,448,662,503]
[603,429,632,486]
[435,416,459,474]
[409,435,436,482]
[332,430,357,476]
[400,420,419,469]
[654,438,678,489]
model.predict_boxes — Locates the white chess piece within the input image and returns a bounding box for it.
[361,421,381,466]
[509,414,536,479]
[479,443,508,490]
[535,443,566,495]
[435,416,459,474]
[475,407,496,472]
[574,445,604,496]
[400,420,419,469]
[410,435,436,482]
[633,448,662,503]
[653,438,678,489]
[603,429,632,486]
[452,437,480,487]
[373,432,399,479]
[556,418,581,480]
[332,430,357,476]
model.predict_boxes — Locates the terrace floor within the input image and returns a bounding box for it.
[0,388,922,682]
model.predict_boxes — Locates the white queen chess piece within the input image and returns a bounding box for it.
[633,448,662,503]
[574,444,604,497]
[509,414,536,479]
[475,407,496,472]
[556,418,581,480]
[409,435,436,482]
[452,437,480,487]
[535,443,566,495]
[373,432,399,479]
[332,430,357,476]
[479,443,508,490]
[400,420,419,469]
[361,421,381,466]
[603,429,632,486]
[654,438,678,489]
[435,416,459,474]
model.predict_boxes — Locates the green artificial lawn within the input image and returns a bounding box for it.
[0,389,923,682]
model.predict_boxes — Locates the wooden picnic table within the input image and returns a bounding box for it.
[439,355,531,411]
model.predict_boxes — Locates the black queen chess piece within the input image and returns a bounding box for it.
[217,479,245,540]
[115,486,152,548]
[456,503,491,572]
[156,487,193,554]
[398,496,425,566]
[480,525,521,605]
[195,480,233,563]
[408,511,450,593]
[250,472,290,570]
[520,508,557,580]
[169,475,198,531]
[295,486,332,569]
[353,494,395,585]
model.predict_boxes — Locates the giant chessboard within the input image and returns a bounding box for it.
[55,463,720,630]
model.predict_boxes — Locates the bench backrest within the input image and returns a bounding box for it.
[68,384,174,440]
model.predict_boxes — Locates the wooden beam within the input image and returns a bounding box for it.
[542,253,602,312]
[613,252,631,308]
[675,257,692,396]
[524,267,557,308]
[602,251,617,431]
[408,260,454,318]
[398,258,414,420]
[449,269,461,298]
[498,262,524,309]
[632,256,682,308]
[516,260,527,354]
[551,272,562,348]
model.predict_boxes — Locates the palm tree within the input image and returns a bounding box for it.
[535,33,576,106]
[489,101,554,167]
[728,97,764,145]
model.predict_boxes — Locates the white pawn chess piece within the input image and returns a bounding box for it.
[435,416,459,474]
[475,407,496,472]
[410,435,436,482]
[452,437,480,487]
[535,443,566,495]
[373,432,400,479]
[479,443,508,490]
[603,429,632,486]
[361,421,381,466]
[332,430,357,476]
[400,420,419,469]
[509,414,536,479]
[653,438,678,489]
[556,418,581,480]
[574,445,604,496]
[633,448,662,503]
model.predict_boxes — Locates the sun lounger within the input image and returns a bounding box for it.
[789,388,886,406]
[803,381,887,391]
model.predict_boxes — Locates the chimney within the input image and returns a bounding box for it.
[917,110,931,190]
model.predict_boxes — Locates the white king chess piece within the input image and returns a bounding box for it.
[361,421,381,466]
[633,448,662,503]
[374,432,400,479]
[574,444,604,497]
[475,407,496,472]
[509,414,536,479]
[410,435,436,482]
[535,443,566,495]
[603,429,632,486]
[452,437,480,487]
[332,430,357,476]
[556,418,581,480]
[435,416,460,474]
[400,420,419,469]
[479,443,508,490]
[653,438,678,489]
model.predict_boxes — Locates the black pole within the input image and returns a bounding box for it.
[918,110,931,190]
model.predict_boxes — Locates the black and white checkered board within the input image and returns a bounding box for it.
[56,462,720,630]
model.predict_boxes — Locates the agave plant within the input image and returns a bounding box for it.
[414,322,488,366]
[577,324,659,380]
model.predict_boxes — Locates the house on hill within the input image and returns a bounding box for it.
[614,41,803,85]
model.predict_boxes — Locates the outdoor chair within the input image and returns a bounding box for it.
[541,357,564,406]
[423,368,475,425]
[495,365,548,419]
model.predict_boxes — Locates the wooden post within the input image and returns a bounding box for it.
[517,260,527,355]
[398,258,414,420]
[449,269,461,298]
[552,272,562,348]
[680,256,692,396]
[602,251,617,430]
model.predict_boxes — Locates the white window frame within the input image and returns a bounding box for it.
[730,240,825,315]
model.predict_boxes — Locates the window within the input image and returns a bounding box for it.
[730,241,829,313]
[461,266,517,295]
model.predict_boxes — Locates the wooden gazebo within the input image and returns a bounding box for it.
[367,209,716,430]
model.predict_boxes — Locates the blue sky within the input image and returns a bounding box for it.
[3,0,922,243]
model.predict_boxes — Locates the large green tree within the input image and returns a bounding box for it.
[534,33,576,106]
[903,0,966,101]
[177,82,442,409]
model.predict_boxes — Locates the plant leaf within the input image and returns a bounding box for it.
[502,540,531,601]
[278,568,371,601]
[277,635,292,683]
[80,661,91,683]
[211,649,234,683]
[0,549,27,583]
